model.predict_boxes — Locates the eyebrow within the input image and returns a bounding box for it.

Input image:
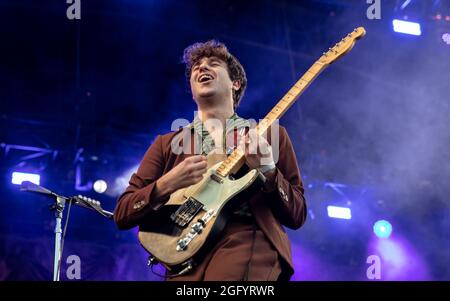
[192,57,222,69]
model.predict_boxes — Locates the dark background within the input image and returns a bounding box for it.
[0,0,449,280]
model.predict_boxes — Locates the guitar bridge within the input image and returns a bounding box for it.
[170,197,204,228]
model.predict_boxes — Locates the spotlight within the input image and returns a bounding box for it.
[93,179,108,194]
[392,19,422,36]
[373,220,393,238]
[442,33,450,45]
[11,172,40,185]
[327,206,352,220]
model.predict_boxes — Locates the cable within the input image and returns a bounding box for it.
[150,261,194,279]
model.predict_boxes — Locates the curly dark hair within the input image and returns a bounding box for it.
[182,40,247,109]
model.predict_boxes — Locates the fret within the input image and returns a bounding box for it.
[293,83,303,91]
[275,102,284,108]
[291,84,301,91]
[284,94,294,101]
[288,90,298,96]
[299,78,309,84]
[309,65,320,74]
[301,73,313,81]
[267,111,277,118]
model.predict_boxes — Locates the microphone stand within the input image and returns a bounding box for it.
[51,195,67,281]
[20,181,113,281]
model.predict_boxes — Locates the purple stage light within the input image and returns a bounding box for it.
[367,236,430,280]
[442,33,450,45]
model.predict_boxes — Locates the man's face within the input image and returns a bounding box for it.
[189,56,240,104]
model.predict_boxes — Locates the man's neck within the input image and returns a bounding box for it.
[197,103,234,127]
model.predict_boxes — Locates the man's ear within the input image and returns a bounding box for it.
[232,80,241,91]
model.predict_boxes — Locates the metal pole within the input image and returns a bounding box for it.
[53,196,65,281]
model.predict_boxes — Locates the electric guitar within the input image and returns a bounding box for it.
[138,27,366,274]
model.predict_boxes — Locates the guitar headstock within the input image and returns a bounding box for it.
[319,27,366,65]
[73,194,102,210]
[72,194,114,219]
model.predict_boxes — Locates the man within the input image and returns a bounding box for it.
[113,40,307,281]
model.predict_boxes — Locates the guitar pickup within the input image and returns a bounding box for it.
[170,197,204,228]
[210,173,224,184]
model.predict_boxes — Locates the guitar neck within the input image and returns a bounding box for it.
[216,60,327,177]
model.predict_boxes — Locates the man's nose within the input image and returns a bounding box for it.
[198,62,210,72]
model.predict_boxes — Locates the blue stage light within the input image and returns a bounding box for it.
[393,19,421,36]
[11,172,40,185]
[373,220,393,238]
[327,206,352,220]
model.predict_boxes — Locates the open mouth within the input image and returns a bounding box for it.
[198,73,214,83]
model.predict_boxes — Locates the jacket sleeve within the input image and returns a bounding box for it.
[262,126,307,230]
[113,135,169,230]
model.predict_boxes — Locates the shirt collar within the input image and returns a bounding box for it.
[188,112,250,136]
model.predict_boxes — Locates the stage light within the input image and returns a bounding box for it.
[11,172,40,185]
[327,206,352,220]
[93,179,108,194]
[111,164,140,196]
[442,33,450,45]
[373,220,393,238]
[392,19,422,36]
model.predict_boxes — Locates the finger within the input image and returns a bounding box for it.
[189,175,204,184]
[191,165,207,173]
[191,170,206,178]
[191,160,208,170]
[194,177,203,183]
[188,155,207,163]
[248,140,258,155]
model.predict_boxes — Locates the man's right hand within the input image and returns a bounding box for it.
[153,155,208,200]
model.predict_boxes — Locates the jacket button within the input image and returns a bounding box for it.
[134,201,144,210]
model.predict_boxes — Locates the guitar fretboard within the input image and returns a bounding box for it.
[216,61,326,177]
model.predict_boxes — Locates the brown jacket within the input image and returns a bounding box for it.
[114,125,307,278]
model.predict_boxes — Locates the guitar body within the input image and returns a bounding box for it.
[138,160,262,269]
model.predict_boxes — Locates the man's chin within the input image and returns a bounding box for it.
[196,91,217,100]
